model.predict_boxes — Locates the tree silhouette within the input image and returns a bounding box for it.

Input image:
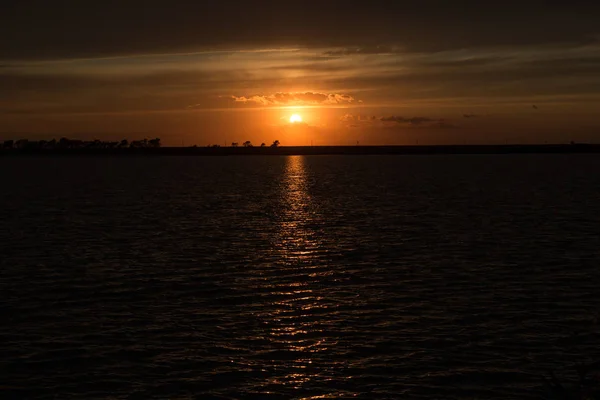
[1,137,162,151]
[231,142,239,147]
[271,140,280,147]
[243,141,253,147]
[260,143,266,147]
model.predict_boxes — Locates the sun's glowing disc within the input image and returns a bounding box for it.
[290,114,303,123]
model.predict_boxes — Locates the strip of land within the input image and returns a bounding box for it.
[2,144,600,156]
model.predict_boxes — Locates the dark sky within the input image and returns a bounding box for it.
[3,1,600,59]
[2,1,600,145]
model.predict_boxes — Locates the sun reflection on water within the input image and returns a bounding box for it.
[257,156,340,394]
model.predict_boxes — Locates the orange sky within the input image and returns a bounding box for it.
[2,3,600,145]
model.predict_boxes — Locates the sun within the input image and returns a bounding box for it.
[289,114,303,124]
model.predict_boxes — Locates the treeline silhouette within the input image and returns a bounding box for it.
[0,138,286,150]
[215,140,280,148]
[3,138,600,156]
[1,137,161,150]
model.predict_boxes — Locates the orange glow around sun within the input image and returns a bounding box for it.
[290,114,303,123]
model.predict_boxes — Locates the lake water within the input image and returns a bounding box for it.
[1,155,600,399]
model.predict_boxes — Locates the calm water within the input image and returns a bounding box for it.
[1,155,600,399]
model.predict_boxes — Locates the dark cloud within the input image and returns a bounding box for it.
[340,114,458,129]
[340,114,377,122]
[381,116,438,125]
[381,116,458,129]
[2,1,600,60]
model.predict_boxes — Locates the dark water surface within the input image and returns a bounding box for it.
[2,155,600,399]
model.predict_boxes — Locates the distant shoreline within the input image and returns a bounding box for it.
[2,144,600,156]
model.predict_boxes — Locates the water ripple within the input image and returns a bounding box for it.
[2,155,600,399]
